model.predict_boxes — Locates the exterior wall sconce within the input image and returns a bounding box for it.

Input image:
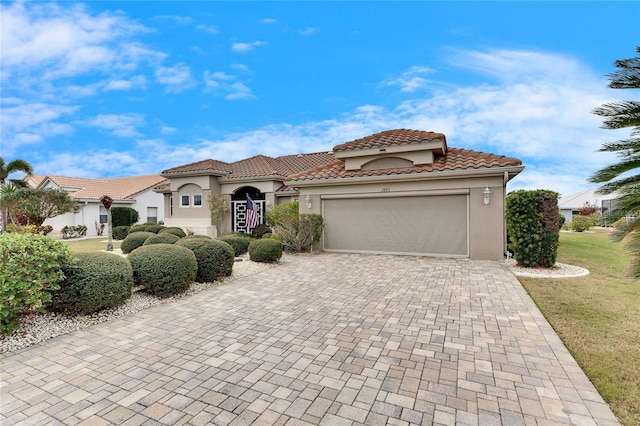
[483,187,491,205]
[305,194,312,209]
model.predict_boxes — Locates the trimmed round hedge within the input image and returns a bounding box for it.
[219,235,252,257]
[248,239,282,263]
[143,233,180,245]
[129,224,149,233]
[176,238,234,283]
[121,231,155,254]
[145,225,166,234]
[181,234,212,240]
[159,227,187,238]
[129,244,197,298]
[49,252,133,315]
[112,225,131,240]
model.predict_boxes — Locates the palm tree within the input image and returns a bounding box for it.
[589,46,640,275]
[0,156,35,233]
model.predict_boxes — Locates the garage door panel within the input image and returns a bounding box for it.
[323,195,468,256]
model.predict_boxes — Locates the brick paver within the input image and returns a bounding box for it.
[0,254,620,425]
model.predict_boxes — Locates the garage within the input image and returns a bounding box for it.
[322,193,469,257]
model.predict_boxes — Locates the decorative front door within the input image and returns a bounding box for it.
[231,200,265,234]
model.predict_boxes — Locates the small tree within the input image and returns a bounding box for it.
[0,188,78,227]
[207,193,228,235]
[578,202,598,216]
[266,201,323,252]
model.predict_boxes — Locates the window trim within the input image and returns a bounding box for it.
[192,194,203,208]
[180,194,190,208]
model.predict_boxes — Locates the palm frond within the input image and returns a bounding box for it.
[589,155,640,182]
[597,137,640,153]
[592,101,640,130]
[608,46,640,89]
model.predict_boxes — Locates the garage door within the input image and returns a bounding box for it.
[323,194,468,257]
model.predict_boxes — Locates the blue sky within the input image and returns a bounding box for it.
[1,1,638,198]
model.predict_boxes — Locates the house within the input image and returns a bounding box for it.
[29,174,167,236]
[159,129,524,260]
[558,187,619,223]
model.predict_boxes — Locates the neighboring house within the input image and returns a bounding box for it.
[160,129,523,260]
[559,187,620,223]
[28,174,167,236]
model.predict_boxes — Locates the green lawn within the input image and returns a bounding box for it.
[519,229,640,425]
[62,237,121,253]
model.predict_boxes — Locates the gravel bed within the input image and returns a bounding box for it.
[505,258,589,278]
[0,256,278,354]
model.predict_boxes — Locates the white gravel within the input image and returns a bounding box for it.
[0,255,278,354]
[505,258,589,278]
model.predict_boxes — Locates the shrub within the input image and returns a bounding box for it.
[248,239,283,263]
[261,233,280,240]
[61,225,88,239]
[219,235,252,256]
[36,225,53,235]
[129,224,149,233]
[0,233,73,335]
[143,232,180,245]
[176,238,234,282]
[506,189,560,267]
[251,224,272,239]
[49,252,133,315]
[121,231,155,254]
[570,215,600,232]
[112,225,131,240]
[160,227,187,238]
[181,234,213,240]
[129,244,197,298]
[111,207,139,227]
[145,225,166,234]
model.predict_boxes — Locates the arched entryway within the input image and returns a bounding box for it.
[231,186,265,234]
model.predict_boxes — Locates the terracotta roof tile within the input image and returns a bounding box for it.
[228,155,283,178]
[37,175,167,201]
[286,148,522,181]
[162,159,232,175]
[333,129,446,152]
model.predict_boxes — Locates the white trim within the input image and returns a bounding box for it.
[180,194,190,207]
[192,194,203,208]
[320,189,469,200]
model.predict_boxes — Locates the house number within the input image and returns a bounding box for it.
[382,187,391,192]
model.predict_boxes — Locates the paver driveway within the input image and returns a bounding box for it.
[1,253,620,425]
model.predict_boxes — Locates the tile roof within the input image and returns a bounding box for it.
[333,129,446,152]
[37,175,168,201]
[161,152,336,180]
[162,159,232,175]
[286,148,523,181]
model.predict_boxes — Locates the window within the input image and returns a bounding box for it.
[147,207,158,224]
[99,206,107,224]
[193,194,202,207]
[180,195,190,207]
[169,196,173,217]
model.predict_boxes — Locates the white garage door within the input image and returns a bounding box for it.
[323,194,468,256]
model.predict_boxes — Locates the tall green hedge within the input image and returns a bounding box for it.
[0,233,73,335]
[506,189,560,267]
[111,207,139,227]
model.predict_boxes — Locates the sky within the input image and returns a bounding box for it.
[1,1,639,198]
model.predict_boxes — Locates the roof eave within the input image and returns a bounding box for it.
[285,165,525,187]
[218,175,286,184]
[161,170,228,178]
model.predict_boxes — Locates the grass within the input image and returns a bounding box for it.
[519,229,640,425]
[62,236,121,253]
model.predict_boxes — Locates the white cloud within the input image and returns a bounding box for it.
[298,27,318,36]
[203,71,255,100]
[1,2,150,81]
[231,64,251,73]
[84,113,145,137]
[160,125,178,135]
[196,24,218,34]
[103,75,147,91]
[153,15,193,25]
[154,63,196,93]
[381,66,437,93]
[260,18,277,24]
[231,41,267,52]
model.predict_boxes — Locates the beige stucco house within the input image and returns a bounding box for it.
[159,129,524,260]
